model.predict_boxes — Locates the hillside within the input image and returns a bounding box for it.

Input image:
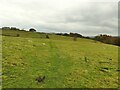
[1,30,119,88]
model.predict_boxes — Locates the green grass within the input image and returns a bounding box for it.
[0,30,2,89]
[2,30,119,88]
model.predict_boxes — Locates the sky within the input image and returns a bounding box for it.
[0,0,119,36]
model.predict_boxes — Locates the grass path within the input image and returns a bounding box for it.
[42,40,73,88]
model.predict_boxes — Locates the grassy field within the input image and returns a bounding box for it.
[2,30,119,88]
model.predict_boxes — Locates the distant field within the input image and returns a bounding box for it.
[2,30,119,88]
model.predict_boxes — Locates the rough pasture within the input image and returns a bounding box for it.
[2,30,119,88]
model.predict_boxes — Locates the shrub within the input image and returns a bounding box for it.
[73,36,77,41]
[11,27,19,30]
[29,28,36,32]
[94,34,120,46]
[46,34,49,39]
[16,34,20,37]
[2,27,10,30]
[70,32,83,38]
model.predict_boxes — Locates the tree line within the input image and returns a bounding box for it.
[55,32,90,39]
[56,32,120,46]
[93,34,120,46]
[1,27,36,32]
[1,27,120,46]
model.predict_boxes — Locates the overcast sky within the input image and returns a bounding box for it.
[0,0,119,36]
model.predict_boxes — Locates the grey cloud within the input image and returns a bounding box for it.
[0,0,118,36]
[43,2,118,36]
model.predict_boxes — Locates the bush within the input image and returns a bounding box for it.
[2,27,10,30]
[73,36,77,41]
[94,34,120,46]
[11,27,19,30]
[63,33,69,36]
[46,34,49,39]
[70,32,83,38]
[16,34,20,37]
[29,28,36,32]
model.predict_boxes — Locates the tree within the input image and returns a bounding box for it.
[2,27,10,30]
[11,27,19,30]
[63,33,69,36]
[29,28,36,32]
[70,32,83,38]
[94,34,120,46]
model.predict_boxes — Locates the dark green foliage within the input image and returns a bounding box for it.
[70,32,83,38]
[1,27,21,31]
[55,32,83,38]
[63,33,69,36]
[16,34,20,37]
[46,34,49,39]
[20,30,26,31]
[55,33,69,36]
[11,27,19,30]
[56,33,63,35]
[29,28,36,32]
[2,27,11,30]
[84,36,90,39]
[94,34,120,46]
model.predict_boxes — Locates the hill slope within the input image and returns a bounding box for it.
[2,30,119,88]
